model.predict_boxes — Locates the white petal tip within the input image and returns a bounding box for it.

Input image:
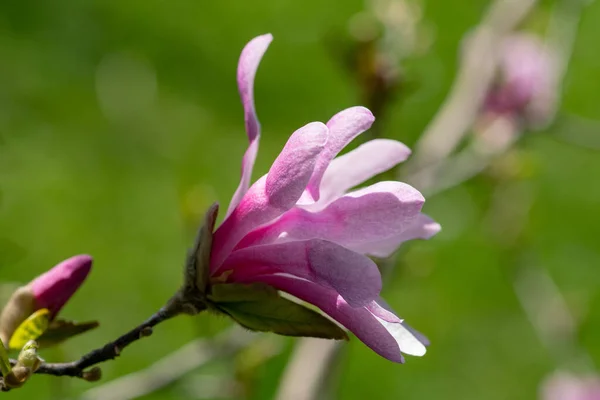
[374,315,428,357]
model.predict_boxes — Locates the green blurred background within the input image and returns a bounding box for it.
[1,0,599,399]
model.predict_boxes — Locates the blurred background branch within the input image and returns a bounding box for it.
[404,0,539,174]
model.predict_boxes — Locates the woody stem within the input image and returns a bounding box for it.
[12,303,183,380]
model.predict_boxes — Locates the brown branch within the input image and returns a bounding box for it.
[79,327,257,400]
[15,305,181,381]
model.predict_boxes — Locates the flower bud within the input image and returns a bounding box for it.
[30,254,92,319]
[0,255,92,346]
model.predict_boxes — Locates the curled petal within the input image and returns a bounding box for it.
[238,274,426,362]
[212,122,328,269]
[220,239,382,307]
[237,181,424,252]
[237,33,272,142]
[304,139,411,209]
[304,107,374,202]
[265,122,329,209]
[226,34,273,217]
[353,213,441,258]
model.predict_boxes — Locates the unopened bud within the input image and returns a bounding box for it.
[16,340,41,372]
[0,255,93,346]
[31,255,93,319]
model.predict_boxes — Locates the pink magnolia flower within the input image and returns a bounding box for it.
[207,34,439,363]
[0,255,92,345]
[542,372,600,400]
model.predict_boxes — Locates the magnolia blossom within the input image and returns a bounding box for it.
[0,255,92,346]
[202,34,439,363]
[542,372,600,400]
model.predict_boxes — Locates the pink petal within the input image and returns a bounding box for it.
[366,298,403,323]
[31,255,93,318]
[236,274,426,361]
[353,213,441,258]
[304,107,375,202]
[237,181,424,252]
[220,239,382,307]
[226,34,273,218]
[212,122,328,269]
[303,139,411,209]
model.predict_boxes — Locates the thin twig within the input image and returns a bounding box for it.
[79,327,256,400]
[408,116,520,197]
[27,306,180,380]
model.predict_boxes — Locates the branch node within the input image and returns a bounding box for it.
[82,367,102,382]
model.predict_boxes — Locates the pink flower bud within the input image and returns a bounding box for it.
[30,255,92,318]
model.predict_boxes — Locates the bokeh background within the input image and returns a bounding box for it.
[1,0,600,399]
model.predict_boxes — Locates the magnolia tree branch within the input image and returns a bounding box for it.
[80,327,257,400]
[17,305,181,380]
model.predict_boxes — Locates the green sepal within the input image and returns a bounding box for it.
[209,282,278,302]
[37,319,99,348]
[0,338,11,377]
[209,283,348,340]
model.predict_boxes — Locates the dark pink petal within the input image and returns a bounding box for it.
[212,122,328,269]
[352,213,441,257]
[235,274,426,361]
[220,239,382,307]
[237,181,424,252]
[31,255,93,318]
[301,139,411,209]
[226,34,273,218]
[304,107,375,202]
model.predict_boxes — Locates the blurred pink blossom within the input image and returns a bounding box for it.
[207,34,440,363]
[542,372,600,400]
[484,33,557,129]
